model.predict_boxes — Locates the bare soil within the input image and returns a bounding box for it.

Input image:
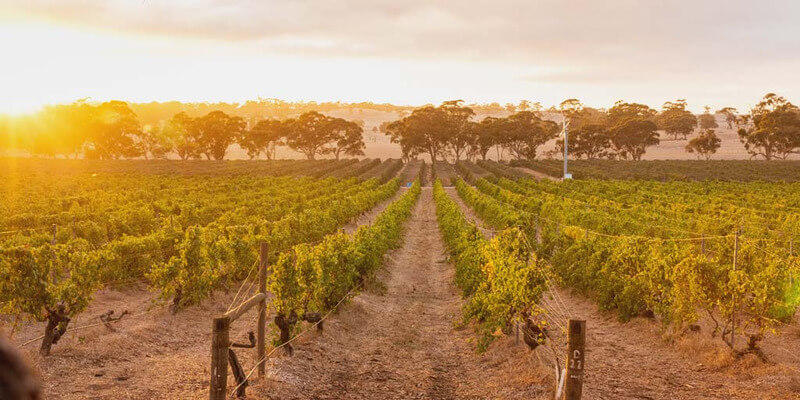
[250,187,551,399]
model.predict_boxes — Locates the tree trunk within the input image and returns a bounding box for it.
[39,308,69,356]
[40,318,58,356]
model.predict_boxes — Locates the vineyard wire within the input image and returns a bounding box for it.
[226,282,363,398]
[226,259,260,313]
[15,304,170,349]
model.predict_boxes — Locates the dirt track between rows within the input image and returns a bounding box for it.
[253,187,550,399]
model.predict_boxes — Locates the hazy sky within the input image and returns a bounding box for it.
[1,0,799,113]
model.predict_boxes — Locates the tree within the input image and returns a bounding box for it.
[194,111,245,160]
[31,100,95,158]
[164,112,201,160]
[556,123,612,159]
[559,98,583,115]
[501,111,559,160]
[441,100,475,162]
[283,111,336,160]
[606,101,659,160]
[607,101,657,127]
[738,93,800,160]
[327,117,365,160]
[86,101,143,160]
[609,119,659,160]
[141,124,174,160]
[239,119,285,160]
[698,106,718,131]
[716,107,739,129]
[657,99,697,140]
[385,106,449,166]
[685,129,721,160]
[470,117,503,161]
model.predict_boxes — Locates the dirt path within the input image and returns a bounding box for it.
[253,187,551,399]
[446,184,800,399]
[443,186,495,238]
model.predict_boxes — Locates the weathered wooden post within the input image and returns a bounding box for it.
[257,242,268,377]
[564,319,586,400]
[210,316,230,400]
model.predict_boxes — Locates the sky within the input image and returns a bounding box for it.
[1,0,799,114]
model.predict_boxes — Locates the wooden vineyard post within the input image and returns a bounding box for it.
[210,316,230,400]
[209,242,270,399]
[257,242,268,377]
[564,319,586,400]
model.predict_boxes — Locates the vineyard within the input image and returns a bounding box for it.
[514,159,800,181]
[0,159,406,354]
[3,158,800,399]
[458,175,800,349]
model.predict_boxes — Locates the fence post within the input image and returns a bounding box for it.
[564,319,586,400]
[257,242,268,377]
[210,316,230,400]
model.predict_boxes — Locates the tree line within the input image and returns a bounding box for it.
[0,101,366,160]
[2,93,797,161]
[384,93,800,163]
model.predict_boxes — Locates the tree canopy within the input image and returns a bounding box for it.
[283,111,365,160]
[685,129,721,160]
[738,93,800,160]
[657,99,697,140]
